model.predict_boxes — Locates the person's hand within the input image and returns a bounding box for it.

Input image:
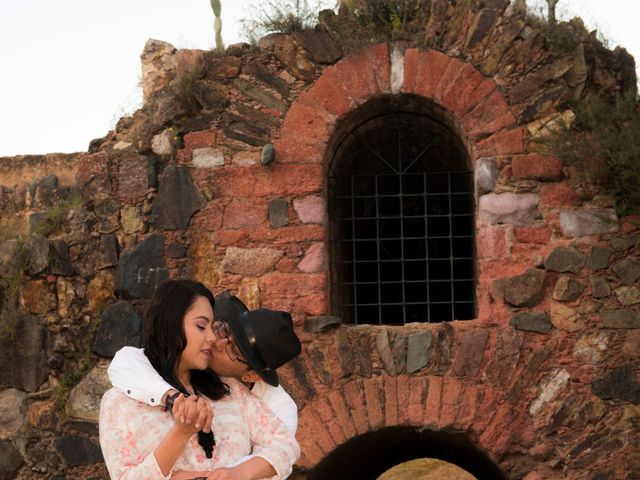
[206,467,243,480]
[171,394,213,435]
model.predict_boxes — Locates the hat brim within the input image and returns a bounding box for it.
[228,312,279,387]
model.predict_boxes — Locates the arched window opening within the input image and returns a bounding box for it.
[328,95,475,325]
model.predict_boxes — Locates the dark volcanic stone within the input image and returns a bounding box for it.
[434,323,453,375]
[92,301,142,358]
[54,435,103,467]
[304,315,341,333]
[600,309,640,329]
[0,315,49,392]
[591,365,640,404]
[453,329,489,376]
[289,358,317,402]
[0,440,23,480]
[115,234,169,299]
[307,346,332,385]
[591,276,611,298]
[50,239,75,276]
[149,166,204,230]
[406,332,431,374]
[261,143,275,166]
[223,113,270,147]
[165,243,187,258]
[545,247,586,274]
[294,30,341,64]
[97,234,119,269]
[553,276,586,302]
[510,311,552,333]
[94,197,120,234]
[500,268,546,307]
[336,330,355,378]
[269,198,289,228]
[612,257,640,285]
[29,174,59,208]
[244,62,290,98]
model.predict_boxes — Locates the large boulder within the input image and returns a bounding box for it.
[115,234,169,299]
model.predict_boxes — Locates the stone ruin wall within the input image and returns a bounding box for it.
[0,1,639,479]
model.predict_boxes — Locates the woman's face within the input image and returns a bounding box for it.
[179,295,215,372]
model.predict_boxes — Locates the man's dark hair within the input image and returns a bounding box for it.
[143,279,228,400]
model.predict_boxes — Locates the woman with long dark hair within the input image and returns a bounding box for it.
[99,279,299,479]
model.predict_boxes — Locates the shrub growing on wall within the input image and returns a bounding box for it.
[550,93,640,215]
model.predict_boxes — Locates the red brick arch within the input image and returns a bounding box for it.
[274,43,525,170]
[295,375,516,469]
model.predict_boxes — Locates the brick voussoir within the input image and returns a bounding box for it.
[454,383,479,429]
[403,48,421,93]
[312,397,348,445]
[406,375,429,425]
[454,77,497,118]
[462,89,516,139]
[470,385,501,434]
[328,390,357,439]
[396,375,412,424]
[366,42,391,94]
[440,62,485,114]
[334,47,379,104]
[280,102,333,144]
[300,406,337,454]
[297,433,324,468]
[414,49,450,100]
[438,376,464,428]
[384,375,400,427]
[363,376,385,430]
[434,56,466,104]
[343,379,369,435]
[302,67,356,119]
[424,375,443,426]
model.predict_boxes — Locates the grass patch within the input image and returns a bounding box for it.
[55,316,100,412]
[172,66,203,116]
[0,240,30,339]
[241,0,429,54]
[241,0,327,40]
[34,191,84,237]
[55,357,95,412]
[543,92,640,215]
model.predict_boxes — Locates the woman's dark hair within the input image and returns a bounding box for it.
[143,279,228,401]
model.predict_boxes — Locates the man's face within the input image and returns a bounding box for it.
[208,320,252,378]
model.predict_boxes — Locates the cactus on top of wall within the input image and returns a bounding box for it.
[210,0,224,52]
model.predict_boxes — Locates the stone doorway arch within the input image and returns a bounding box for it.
[306,426,505,480]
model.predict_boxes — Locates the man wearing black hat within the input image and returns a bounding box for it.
[107,292,302,436]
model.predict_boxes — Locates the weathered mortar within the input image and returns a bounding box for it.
[0,1,639,479]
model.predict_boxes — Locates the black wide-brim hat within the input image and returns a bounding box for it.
[228,308,302,387]
[214,291,248,323]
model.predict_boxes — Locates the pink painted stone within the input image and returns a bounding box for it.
[293,195,326,224]
[297,243,326,273]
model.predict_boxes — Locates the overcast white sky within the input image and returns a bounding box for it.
[0,0,638,157]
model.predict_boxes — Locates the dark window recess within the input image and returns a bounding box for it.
[328,101,476,325]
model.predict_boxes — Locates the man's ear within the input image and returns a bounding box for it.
[240,371,262,384]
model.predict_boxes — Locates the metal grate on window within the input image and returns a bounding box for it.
[329,170,475,325]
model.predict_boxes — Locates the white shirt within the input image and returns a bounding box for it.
[107,347,299,466]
